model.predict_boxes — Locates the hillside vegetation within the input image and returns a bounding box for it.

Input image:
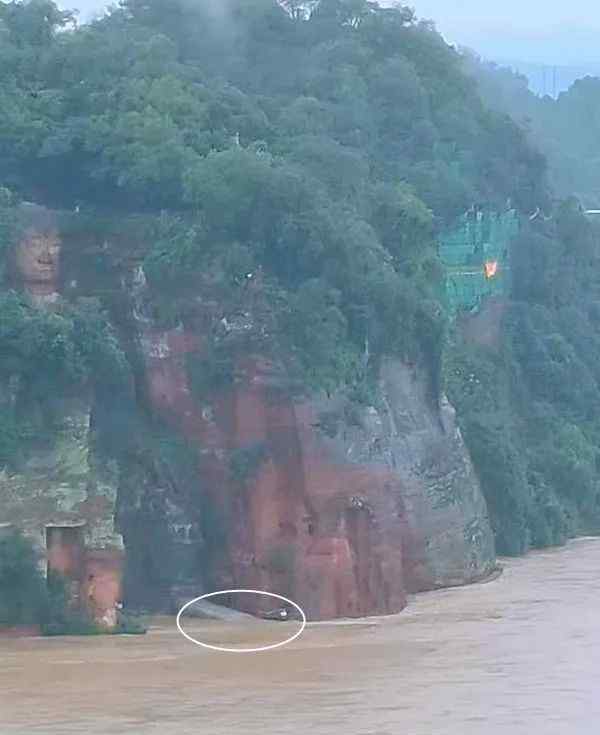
[466,54,600,207]
[1,0,600,556]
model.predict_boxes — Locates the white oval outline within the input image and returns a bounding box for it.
[176,589,307,653]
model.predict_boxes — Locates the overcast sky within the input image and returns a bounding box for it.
[412,0,600,65]
[61,0,600,66]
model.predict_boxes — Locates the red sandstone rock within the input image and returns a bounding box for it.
[83,549,124,629]
[3,211,495,624]
[46,525,86,601]
[138,315,493,619]
[140,326,406,619]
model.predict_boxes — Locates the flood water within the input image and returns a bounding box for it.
[2,538,600,734]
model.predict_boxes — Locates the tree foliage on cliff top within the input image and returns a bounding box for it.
[0,0,545,215]
[0,0,549,393]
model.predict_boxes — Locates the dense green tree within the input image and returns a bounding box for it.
[447,205,600,553]
[4,0,599,558]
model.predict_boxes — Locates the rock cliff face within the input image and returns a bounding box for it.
[1,205,122,552]
[129,269,495,619]
[1,209,496,620]
[0,205,123,627]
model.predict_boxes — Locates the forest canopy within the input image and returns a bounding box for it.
[2,0,599,555]
[465,52,600,208]
[0,0,548,388]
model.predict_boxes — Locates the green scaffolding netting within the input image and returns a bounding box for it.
[439,209,519,313]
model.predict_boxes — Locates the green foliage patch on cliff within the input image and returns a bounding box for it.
[230,442,270,484]
[0,292,127,387]
[0,291,129,467]
[0,528,46,626]
[0,186,17,273]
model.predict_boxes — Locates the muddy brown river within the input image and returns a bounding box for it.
[2,538,600,734]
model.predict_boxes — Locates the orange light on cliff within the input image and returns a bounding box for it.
[484,261,499,279]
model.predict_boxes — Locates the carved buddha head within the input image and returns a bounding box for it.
[12,205,61,300]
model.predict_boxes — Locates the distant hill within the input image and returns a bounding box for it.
[463,50,600,206]
[486,59,600,99]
